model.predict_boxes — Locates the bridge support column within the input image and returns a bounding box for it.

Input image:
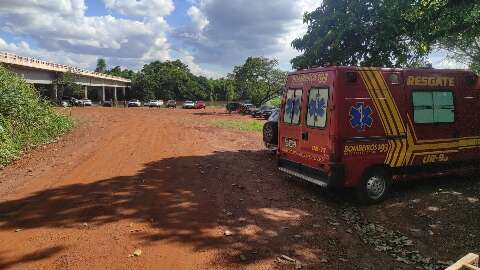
[52,84,58,101]
[99,86,105,103]
[84,86,88,99]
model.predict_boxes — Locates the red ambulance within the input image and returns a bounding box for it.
[277,66,480,203]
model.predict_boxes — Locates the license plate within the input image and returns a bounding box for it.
[285,138,297,148]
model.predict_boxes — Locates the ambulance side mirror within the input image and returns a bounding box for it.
[346,72,357,83]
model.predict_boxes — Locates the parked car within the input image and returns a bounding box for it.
[71,98,81,106]
[149,100,164,107]
[240,104,254,114]
[166,100,177,108]
[262,108,279,151]
[252,105,275,118]
[262,107,277,119]
[128,99,141,107]
[194,100,206,109]
[59,96,74,107]
[226,102,242,113]
[103,100,113,107]
[77,98,92,106]
[244,105,257,115]
[183,100,195,109]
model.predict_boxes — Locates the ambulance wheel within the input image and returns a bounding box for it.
[356,169,391,204]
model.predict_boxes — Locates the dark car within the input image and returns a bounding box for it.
[166,100,177,108]
[263,108,279,151]
[252,105,275,118]
[103,100,113,107]
[226,102,241,113]
[262,108,277,119]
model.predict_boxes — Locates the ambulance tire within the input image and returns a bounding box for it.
[356,168,391,204]
[263,122,278,145]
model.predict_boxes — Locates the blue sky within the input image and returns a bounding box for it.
[0,0,464,77]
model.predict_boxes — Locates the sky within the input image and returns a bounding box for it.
[0,0,466,78]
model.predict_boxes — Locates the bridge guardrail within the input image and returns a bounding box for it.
[0,51,131,83]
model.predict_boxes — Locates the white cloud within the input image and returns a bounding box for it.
[0,37,97,69]
[187,6,209,31]
[103,0,174,18]
[1,1,460,78]
[0,0,174,70]
[178,0,324,73]
[429,49,468,70]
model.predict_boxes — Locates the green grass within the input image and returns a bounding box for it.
[210,119,263,132]
[0,65,73,166]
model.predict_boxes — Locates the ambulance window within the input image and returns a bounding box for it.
[306,88,329,128]
[412,91,454,124]
[283,89,303,125]
[433,92,454,123]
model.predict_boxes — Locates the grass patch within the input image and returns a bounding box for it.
[0,65,73,166]
[210,119,263,132]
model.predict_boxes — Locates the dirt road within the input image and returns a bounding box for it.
[0,107,478,269]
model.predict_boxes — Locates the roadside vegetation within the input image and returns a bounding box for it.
[210,119,263,132]
[0,66,73,166]
[97,57,286,107]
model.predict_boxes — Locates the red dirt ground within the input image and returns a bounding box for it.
[0,107,477,270]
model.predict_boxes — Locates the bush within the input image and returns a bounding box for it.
[268,96,281,107]
[0,66,73,166]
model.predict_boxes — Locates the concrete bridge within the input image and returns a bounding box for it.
[0,51,131,102]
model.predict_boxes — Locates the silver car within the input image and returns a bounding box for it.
[182,100,195,109]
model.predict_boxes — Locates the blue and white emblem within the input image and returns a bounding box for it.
[285,97,300,116]
[306,89,329,127]
[308,96,326,119]
[350,103,373,131]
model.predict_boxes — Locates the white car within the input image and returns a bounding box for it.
[182,100,195,109]
[149,100,164,107]
[128,99,142,107]
[77,98,92,106]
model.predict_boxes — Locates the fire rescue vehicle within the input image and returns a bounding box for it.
[276,66,480,203]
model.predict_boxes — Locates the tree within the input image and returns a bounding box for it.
[230,57,286,106]
[445,37,480,74]
[107,66,136,80]
[131,60,215,101]
[95,58,107,73]
[291,0,480,69]
[54,71,82,99]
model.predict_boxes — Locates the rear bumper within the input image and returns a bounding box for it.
[277,158,345,188]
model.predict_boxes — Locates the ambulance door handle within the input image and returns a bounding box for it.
[302,132,309,141]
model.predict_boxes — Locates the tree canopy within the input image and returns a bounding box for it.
[98,57,284,105]
[95,58,107,73]
[54,71,82,98]
[229,57,286,106]
[291,0,480,70]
